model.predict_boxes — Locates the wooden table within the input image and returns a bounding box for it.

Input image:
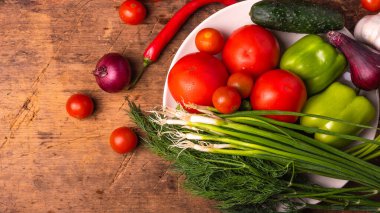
[0,0,377,212]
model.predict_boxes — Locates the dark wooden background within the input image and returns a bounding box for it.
[0,0,377,212]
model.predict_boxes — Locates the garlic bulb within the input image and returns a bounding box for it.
[354,13,380,51]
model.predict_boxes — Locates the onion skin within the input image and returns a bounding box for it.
[354,13,380,51]
[327,31,380,91]
[93,53,131,93]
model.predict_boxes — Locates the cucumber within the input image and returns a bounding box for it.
[250,0,345,34]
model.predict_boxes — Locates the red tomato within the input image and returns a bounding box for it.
[222,25,280,77]
[110,127,138,154]
[361,0,380,12]
[227,73,255,98]
[212,86,241,114]
[119,0,147,25]
[195,28,225,55]
[250,69,307,123]
[66,94,94,119]
[168,52,229,111]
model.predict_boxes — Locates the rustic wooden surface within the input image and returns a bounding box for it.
[0,0,377,212]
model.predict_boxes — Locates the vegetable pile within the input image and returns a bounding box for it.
[124,0,380,212]
[66,0,380,211]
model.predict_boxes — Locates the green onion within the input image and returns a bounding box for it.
[223,114,378,145]
[220,110,380,131]
[224,116,380,174]
[348,136,380,160]
[162,109,380,188]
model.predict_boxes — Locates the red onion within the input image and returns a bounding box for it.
[93,53,132,93]
[327,31,380,91]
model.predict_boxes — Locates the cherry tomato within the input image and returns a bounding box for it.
[119,0,147,25]
[212,86,241,114]
[227,73,255,98]
[195,28,225,55]
[110,127,138,154]
[222,25,280,77]
[168,52,229,112]
[361,0,380,12]
[250,69,307,123]
[66,94,94,119]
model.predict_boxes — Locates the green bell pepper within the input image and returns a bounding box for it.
[280,34,347,95]
[301,82,376,148]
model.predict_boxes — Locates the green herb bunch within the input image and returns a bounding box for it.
[128,101,380,212]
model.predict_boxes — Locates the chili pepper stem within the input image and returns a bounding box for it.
[126,58,152,90]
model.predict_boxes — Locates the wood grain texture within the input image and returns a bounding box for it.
[0,0,377,212]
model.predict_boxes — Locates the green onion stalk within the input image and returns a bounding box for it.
[345,136,380,160]
[217,110,380,161]
[128,101,380,212]
[163,110,380,187]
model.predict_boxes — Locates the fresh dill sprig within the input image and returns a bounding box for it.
[128,101,296,212]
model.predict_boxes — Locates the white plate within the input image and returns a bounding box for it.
[162,0,379,193]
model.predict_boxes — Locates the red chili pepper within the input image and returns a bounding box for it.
[128,0,238,89]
